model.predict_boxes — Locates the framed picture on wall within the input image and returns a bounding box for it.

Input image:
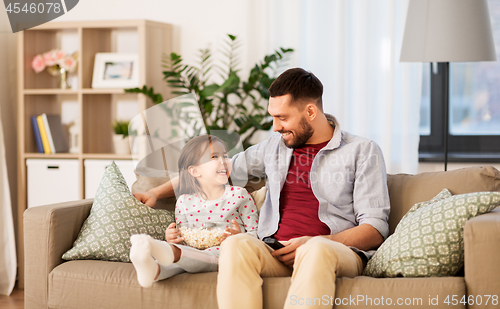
[91,53,140,88]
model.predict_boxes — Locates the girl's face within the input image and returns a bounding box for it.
[191,141,232,185]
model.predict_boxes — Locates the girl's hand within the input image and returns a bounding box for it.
[221,220,242,242]
[165,223,184,244]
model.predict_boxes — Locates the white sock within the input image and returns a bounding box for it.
[130,234,160,288]
[149,238,175,267]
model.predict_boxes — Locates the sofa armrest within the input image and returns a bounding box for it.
[24,199,93,309]
[464,207,500,309]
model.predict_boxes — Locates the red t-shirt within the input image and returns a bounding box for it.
[273,141,331,241]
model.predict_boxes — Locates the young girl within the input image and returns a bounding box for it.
[130,135,259,288]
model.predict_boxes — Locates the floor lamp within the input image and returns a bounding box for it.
[400,0,496,171]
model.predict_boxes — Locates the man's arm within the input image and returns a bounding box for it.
[324,224,383,251]
[150,177,179,199]
[271,225,383,267]
[133,177,179,207]
[352,141,391,240]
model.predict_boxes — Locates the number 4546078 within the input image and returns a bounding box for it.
[5,3,62,14]
[444,295,498,306]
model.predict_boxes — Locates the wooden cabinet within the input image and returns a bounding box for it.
[17,20,173,288]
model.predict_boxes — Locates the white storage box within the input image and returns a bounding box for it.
[84,159,137,198]
[27,159,80,208]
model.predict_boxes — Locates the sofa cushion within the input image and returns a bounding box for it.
[48,260,466,309]
[387,166,500,234]
[363,190,500,277]
[399,188,452,220]
[62,162,175,262]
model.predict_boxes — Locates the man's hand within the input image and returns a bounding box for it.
[164,223,185,244]
[133,191,157,208]
[221,220,242,242]
[271,236,312,267]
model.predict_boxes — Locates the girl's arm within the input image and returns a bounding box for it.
[236,187,259,237]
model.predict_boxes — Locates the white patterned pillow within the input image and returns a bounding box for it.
[363,189,500,277]
[62,162,175,262]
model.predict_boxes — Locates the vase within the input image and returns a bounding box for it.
[59,67,70,89]
[112,134,131,154]
[47,66,70,89]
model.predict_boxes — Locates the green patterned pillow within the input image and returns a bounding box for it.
[363,189,500,277]
[62,162,175,262]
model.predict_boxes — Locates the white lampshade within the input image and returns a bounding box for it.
[400,0,497,62]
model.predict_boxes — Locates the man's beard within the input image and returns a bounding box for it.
[281,116,314,148]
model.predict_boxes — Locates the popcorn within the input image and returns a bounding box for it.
[179,226,225,250]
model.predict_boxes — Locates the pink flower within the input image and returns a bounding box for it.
[60,55,77,72]
[31,55,45,73]
[43,50,57,66]
[54,50,66,62]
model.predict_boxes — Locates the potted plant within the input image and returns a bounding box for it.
[126,34,293,149]
[112,120,132,154]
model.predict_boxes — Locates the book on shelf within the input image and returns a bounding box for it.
[36,115,51,154]
[41,114,57,154]
[30,116,44,153]
[45,114,70,153]
[33,113,70,153]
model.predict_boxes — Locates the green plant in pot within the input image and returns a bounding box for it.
[126,34,293,149]
[111,120,131,154]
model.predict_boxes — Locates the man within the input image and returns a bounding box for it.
[135,68,390,309]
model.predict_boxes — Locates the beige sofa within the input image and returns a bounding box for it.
[24,166,500,309]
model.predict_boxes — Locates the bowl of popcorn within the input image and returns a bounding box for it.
[178,222,228,250]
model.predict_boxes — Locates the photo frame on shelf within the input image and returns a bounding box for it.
[91,53,140,88]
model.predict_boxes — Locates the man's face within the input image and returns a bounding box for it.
[268,94,314,148]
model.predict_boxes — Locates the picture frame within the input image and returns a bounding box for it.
[91,53,140,88]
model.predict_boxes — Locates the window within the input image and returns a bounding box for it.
[419,0,500,162]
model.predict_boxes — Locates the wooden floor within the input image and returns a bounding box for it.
[0,288,24,309]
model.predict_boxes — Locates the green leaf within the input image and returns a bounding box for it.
[261,120,273,131]
[235,103,248,112]
[204,101,214,114]
[259,87,270,100]
[218,72,240,95]
[200,84,220,98]
[178,101,196,108]
[238,120,254,135]
[253,102,265,111]
[124,86,163,104]
[172,91,190,95]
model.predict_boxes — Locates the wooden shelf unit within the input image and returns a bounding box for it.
[17,20,173,288]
